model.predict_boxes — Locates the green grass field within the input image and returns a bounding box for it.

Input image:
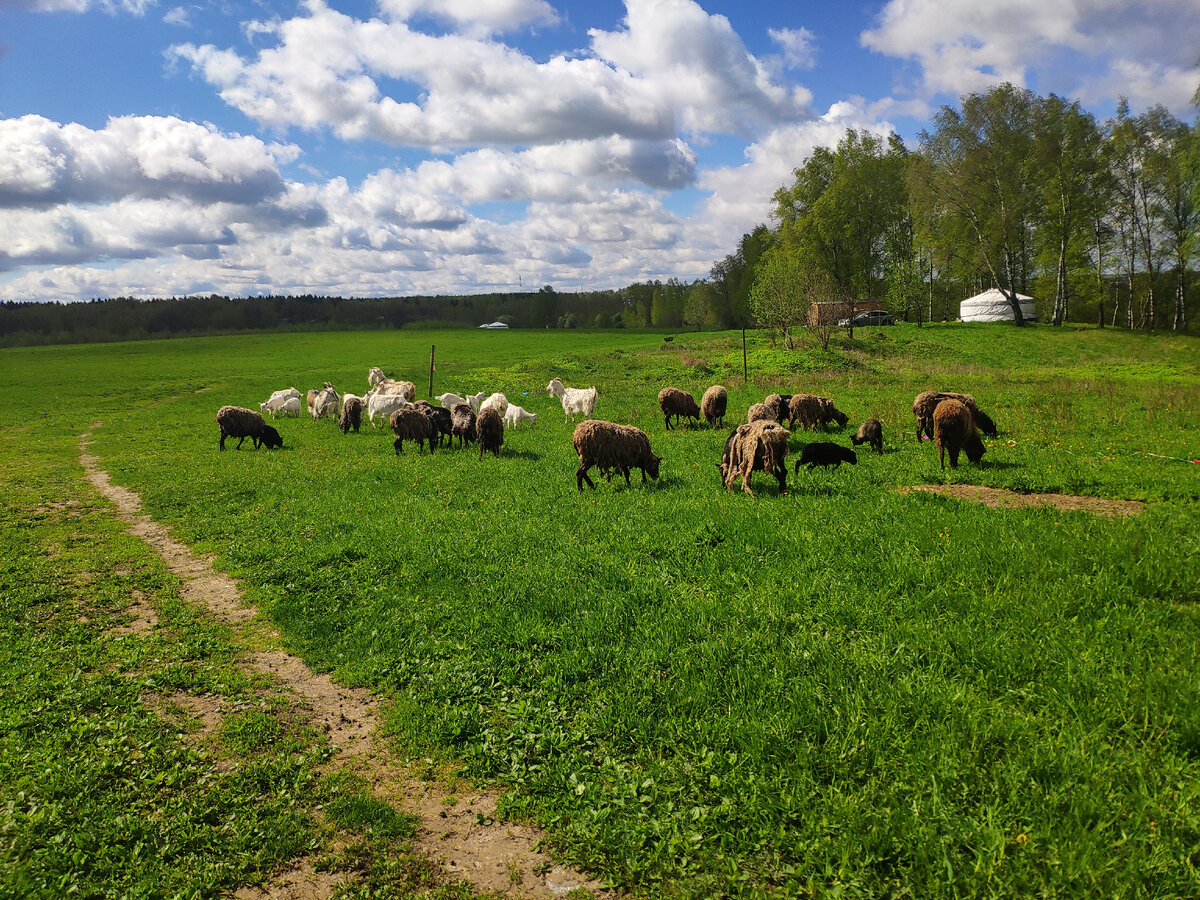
[2,323,1198,898]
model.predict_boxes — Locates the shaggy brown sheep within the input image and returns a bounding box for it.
[851,419,883,453]
[721,420,790,497]
[701,385,727,428]
[658,387,701,429]
[476,407,504,458]
[572,420,661,490]
[217,405,282,450]
[389,406,435,454]
[933,399,986,469]
[339,396,363,434]
[450,402,476,448]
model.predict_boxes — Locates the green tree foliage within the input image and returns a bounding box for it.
[749,248,838,349]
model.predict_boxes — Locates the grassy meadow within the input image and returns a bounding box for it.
[2,323,1199,898]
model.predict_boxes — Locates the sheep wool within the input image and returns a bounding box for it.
[658,387,701,430]
[217,405,282,450]
[476,407,504,458]
[722,420,790,497]
[700,385,727,428]
[389,406,435,454]
[785,394,825,431]
[747,402,773,423]
[339,396,363,434]
[450,402,477,448]
[851,419,883,453]
[414,400,452,448]
[762,394,787,423]
[913,390,977,442]
[572,419,662,490]
[933,399,986,469]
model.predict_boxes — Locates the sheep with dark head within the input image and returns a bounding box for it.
[476,407,504,458]
[217,405,283,450]
[414,400,452,448]
[762,393,787,422]
[450,402,476,448]
[573,420,661,490]
[913,391,976,442]
[389,406,435,454]
[701,385,727,428]
[658,387,701,429]
[339,396,364,434]
[933,398,986,469]
[720,420,790,497]
[785,394,824,430]
[973,408,998,438]
[795,442,857,472]
[851,419,883,453]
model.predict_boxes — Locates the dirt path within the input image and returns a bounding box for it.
[80,426,608,900]
[898,483,1146,517]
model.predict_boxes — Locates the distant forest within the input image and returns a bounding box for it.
[4,82,1198,348]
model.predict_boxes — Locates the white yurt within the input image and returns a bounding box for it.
[960,288,1038,322]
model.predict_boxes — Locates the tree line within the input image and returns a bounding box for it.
[2,83,1195,348]
[735,82,1198,342]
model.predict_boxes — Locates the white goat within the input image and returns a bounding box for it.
[479,392,509,416]
[546,378,597,422]
[311,385,339,421]
[260,387,302,418]
[366,388,411,427]
[503,405,537,428]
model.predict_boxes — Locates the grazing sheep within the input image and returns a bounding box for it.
[795,442,857,472]
[414,400,452,448]
[913,391,977,442]
[572,419,661,490]
[747,403,773,423]
[658,387,701,429]
[701,385,727,428]
[450,402,477,448]
[547,378,598,422]
[503,405,537,428]
[389,407,435,454]
[973,408,998,438]
[721,420,790,497]
[480,392,509,417]
[785,394,825,431]
[217,405,283,450]
[476,407,504,458]
[933,399,986,469]
[339,396,364,434]
[851,420,883,454]
[260,387,302,418]
[821,401,849,429]
[763,393,788,423]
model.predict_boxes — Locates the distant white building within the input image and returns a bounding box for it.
[960,289,1038,322]
[478,321,510,329]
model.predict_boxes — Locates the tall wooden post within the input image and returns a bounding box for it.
[428,345,435,397]
[742,328,748,384]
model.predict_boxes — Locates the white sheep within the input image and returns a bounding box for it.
[547,378,597,423]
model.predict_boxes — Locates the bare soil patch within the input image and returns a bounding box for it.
[80,427,609,899]
[108,589,160,635]
[899,484,1146,517]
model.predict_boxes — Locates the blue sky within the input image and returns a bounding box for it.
[1,0,1197,302]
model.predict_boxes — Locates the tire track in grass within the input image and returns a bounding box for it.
[80,425,609,900]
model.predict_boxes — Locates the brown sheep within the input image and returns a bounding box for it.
[658,387,701,429]
[933,399,986,469]
[913,391,977,442]
[721,420,790,497]
[476,407,504,458]
[747,402,773,423]
[700,385,727,428]
[339,396,363,434]
[851,419,883,453]
[389,406,435,454]
[450,402,476,448]
[785,394,825,431]
[572,420,661,490]
[217,405,282,450]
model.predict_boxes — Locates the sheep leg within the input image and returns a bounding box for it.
[219,431,227,450]
[949,447,960,468]
[774,465,786,493]
[577,464,596,490]
[394,437,404,455]
[236,435,247,450]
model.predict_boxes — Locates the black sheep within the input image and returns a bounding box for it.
[794,442,857,472]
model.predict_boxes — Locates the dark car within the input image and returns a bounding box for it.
[839,309,895,327]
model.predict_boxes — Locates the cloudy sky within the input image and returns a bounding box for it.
[1,0,1197,302]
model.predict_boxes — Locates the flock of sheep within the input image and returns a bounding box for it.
[215,368,996,498]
